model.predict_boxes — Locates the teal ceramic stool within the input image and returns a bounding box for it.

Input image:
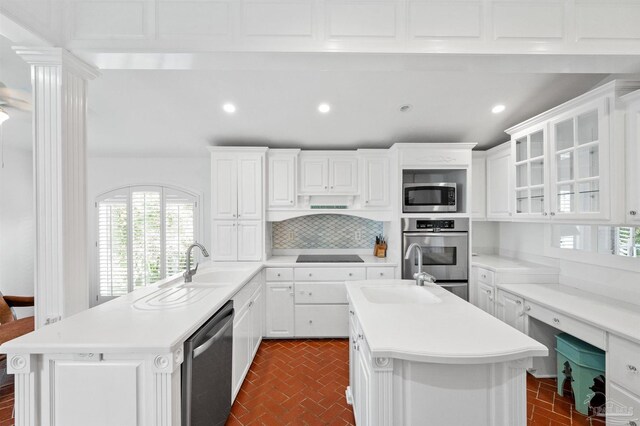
[556,333,606,415]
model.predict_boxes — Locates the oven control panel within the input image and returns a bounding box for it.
[415,220,455,229]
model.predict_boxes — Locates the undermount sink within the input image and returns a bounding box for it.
[189,269,250,285]
[361,286,442,305]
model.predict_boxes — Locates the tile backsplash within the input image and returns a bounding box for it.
[271,214,384,249]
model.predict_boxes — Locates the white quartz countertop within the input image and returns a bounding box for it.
[471,254,559,274]
[0,262,263,355]
[347,280,548,364]
[266,255,397,266]
[498,283,640,344]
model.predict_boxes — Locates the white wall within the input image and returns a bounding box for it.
[0,146,34,317]
[87,157,210,304]
[498,222,640,306]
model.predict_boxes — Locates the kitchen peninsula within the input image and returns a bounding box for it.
[346,280,548,426]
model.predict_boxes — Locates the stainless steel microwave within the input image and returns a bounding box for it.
[403,182,457,213]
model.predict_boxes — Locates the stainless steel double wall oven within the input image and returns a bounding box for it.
[401,218,469,300]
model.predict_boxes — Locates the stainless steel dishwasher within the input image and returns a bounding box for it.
[182,300,234,426]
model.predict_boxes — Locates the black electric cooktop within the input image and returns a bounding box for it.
[296,254,364,263]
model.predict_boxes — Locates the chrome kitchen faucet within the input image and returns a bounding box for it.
[183,242,210,283]
[404,243,436,286]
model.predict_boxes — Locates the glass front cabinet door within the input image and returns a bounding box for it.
[511,125,547,219]
[548,99,609,220]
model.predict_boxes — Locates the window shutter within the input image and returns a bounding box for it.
[165,190,197,276]
[131,190,162,289]
[97,192,129,297]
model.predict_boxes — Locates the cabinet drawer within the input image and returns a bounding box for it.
[295,305,349,337]
[366,267,395,280]
[294,267,366,281]
[477,268,494,285]
[295,282,348,304]
[232,273,262,311]
[525,301,605,350]
[609,335,640,396]
[607,383,640,426]
[265,268,293,282]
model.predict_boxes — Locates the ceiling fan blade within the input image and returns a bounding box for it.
[0,87,32,111]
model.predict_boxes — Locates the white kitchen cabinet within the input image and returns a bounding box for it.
[295,305,349,337]
[476,281,495,315]
[265,282,294,337]
[471,151,486,220]
[232,275,264,400]
[486,142,512,220]
[210,148,266,261]
[299,152,358,195]
[268,150,298,208]
[362,154,390,208]
[496,290,525,333]
[623,89,640,224]
[354,339,371,426]
[511,124,548,220]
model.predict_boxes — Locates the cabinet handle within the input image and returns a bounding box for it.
[550,212,556,216]
[249,301,253,307]
[309,320,313,324]
[365,200,369,204]
[628,364,638,373]
[349,310,354,315]
[308,273,312,277]
[481,274,487,279]
[277,273,281,277]
[324,186,328,189]
[379,272,384,276]
[288,286,292,290]
[543,212,548,216]
[232,223,236,227]
[308,292,312,296]
[525,305,531,312]
[553,317,560,324]
[516,300,522,305]
[348,273,353,277]
[485,289,491,294]
[331,186,334,189]
[238,214,241,217]
[631,210,638,216]
[232,214,236,217]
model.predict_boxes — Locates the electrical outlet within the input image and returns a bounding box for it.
[354,230,362,241]
[288,230,295,242]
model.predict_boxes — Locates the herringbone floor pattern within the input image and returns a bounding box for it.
[226,339,355,426]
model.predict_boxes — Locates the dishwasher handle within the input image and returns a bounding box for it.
[192,312,234,359]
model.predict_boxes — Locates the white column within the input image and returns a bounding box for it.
[14,47,99,328]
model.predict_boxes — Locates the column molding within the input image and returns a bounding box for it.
[14,47,99,328]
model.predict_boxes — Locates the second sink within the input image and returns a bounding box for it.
[361,286,442,305]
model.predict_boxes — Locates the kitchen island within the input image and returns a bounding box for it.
[346,279,548,426]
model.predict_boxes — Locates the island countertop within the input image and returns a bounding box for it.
[346,280,548,364]
[0,262,263,355]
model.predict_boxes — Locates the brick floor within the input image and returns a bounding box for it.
[527,374,606,426]
[226,339,355,426]
[0,342,613,426]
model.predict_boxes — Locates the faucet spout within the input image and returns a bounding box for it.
[404,243,436,286]
[183,242,210,283]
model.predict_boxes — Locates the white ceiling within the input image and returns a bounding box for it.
[87,66,606,156]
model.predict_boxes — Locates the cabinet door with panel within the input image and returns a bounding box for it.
[249,286,264,359]
[232,305,251,398]
[512,125,549,220]
[496,290,525,332]
[268,152,297,208]
[299,155,328,193]
[237,221,262,261]
[471,152,486,219]
[354,340,371,426]
[486,142,512,220]
[625,92,640,223]
[548,99,610,221]
[362,156,390,207]
[237,155,263,219]
[476,281,495,315]
[265,283,294,337]
[329,157,358,194]
[212,220,238,261]
[212,154,238,219]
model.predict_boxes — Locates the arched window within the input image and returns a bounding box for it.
[96,185,200,301]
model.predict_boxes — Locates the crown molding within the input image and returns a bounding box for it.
[13,47,100,80]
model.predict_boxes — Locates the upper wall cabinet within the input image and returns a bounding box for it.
[623,90,640,224]
[506,80,640,223]
[486,142,512,220]
[268,150,299,209]
[471,151,486,220]
[211,149,265,220]
[299,152,358,195]
[361,152,390,208]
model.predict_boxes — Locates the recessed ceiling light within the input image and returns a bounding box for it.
[492,104,506,114]
[222,103,236,114]
[318,103,331,114]
[400,104,412,112]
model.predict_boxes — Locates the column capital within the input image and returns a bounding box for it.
[13,46,100,80]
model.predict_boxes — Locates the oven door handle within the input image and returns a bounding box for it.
[192,312,234,359]
[403,232,469,237]
[436,282,468,288]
